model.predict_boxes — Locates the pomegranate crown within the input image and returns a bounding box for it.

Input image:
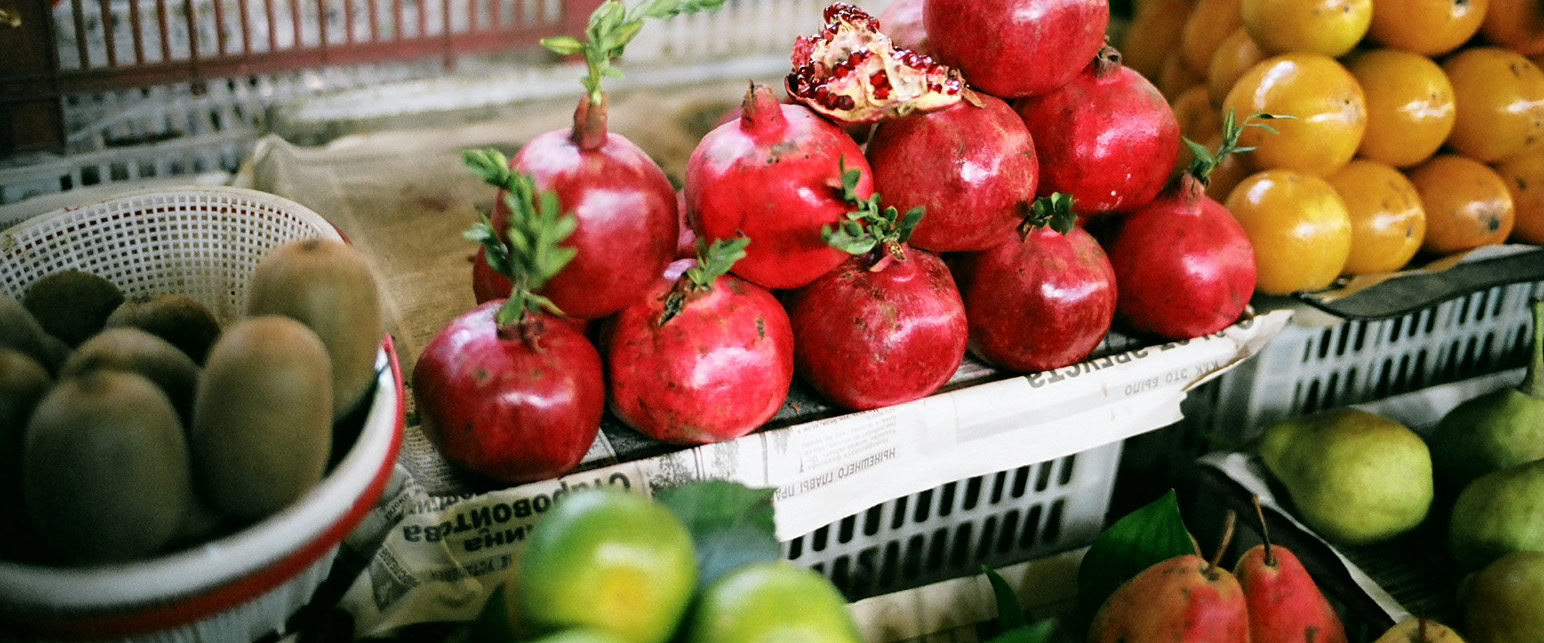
[823,158,924,266]
[1020,193,1078,240]
[541,0,728,107]
[660,237,751,326]
[464,148,578,328]
[786,2,966,125]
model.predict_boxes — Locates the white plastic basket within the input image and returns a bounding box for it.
[0,187,406,643]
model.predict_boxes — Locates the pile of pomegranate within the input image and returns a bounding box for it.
[412,0,1258,486]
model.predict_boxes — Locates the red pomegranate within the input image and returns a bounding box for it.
[786,3,965,126]
[866,94,1040,253]
[877,0,932,56]
[605,240,795,445]
[785,181,967,411]
[924,0,1109,98]
[1015,46,1181,218]
[953,196,1117,373]
[686,83,873,291]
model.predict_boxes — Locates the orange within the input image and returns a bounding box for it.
[1325,160,1426,275]
[1495,150,1544,244]
[1222,53,1367,177]
[1344,49,1456,168]
[1207,27,1268,105]
[1442,48,1544,163]
[1479,0,1544,57]
[1181,0,1244,75]
[1159,54,1206,102]
[1366,0,1488,56]
[1172,85,1223,143]
[1406,155,1516,256]
[1122,0,1197,81]
[1226,169,1353,294]
[1240,0,1372,56]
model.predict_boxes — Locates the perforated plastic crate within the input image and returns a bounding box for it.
[785,441,1121,601]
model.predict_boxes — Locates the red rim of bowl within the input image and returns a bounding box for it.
[0,335,406,639]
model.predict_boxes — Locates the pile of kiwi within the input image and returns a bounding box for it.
[0,239,384,567]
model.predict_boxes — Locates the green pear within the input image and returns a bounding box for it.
[1459,551,1544,643]
[1259,408,1433,546]
[1449,459,1544,571]
[1428,300,1544,490]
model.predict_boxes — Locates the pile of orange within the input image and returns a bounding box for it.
[1120,0,1544,295]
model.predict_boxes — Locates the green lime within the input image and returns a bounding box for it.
[685,561,863,643]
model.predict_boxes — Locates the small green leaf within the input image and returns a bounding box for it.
[607,20,645,51]
[684,237,750,291]
[657,481,780,590]
[1075,490,1195,632]
[464,148,513,189]
[984,565,1028,631]
[540,35,585,56]
[983,620,1057,643]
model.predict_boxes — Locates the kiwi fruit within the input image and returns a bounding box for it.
[0,349,51,562]
[24,370,195,565]
[192,316,333,521]
[105,293,222,364]
[21,270,125,347]
[0,293,72,376]
[63,328,201,426]
[246,238,384,421]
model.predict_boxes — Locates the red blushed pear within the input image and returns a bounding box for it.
[785,167,968,411]
[1015,46,1181,218]
[1089,512,1251,643]
[414,159,605,485]
[1235,496,1350,643]
[472,0,726,319]
[954,194,1117,374]
[604,238,796,446]
[1103,112,1272,341]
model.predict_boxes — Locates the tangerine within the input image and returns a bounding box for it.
[1407,155,1516,256]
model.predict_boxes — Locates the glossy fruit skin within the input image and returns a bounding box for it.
[1107,176,1257,340]
[877,0,932,56]
[1089,555,1251,643]
[1233,544,1349,643]
[923,0,1109,99]
[1442,48,1544,163]
[954,226,1116,373]
[1016,49,1181,217]
[1207,27,1268,105]
[606,260,795,445]
[1344,49,1456,168]
[1480,0,1544,56]
[1241,0,1371,57]
[1325,160,1426,276]
[504,101,678,319]
[786,245,968,411]
[1181,0,1244,76]
[1223,53,1366,177]
[412,301,605,485]
[472,246,513,304]
[867,96,1039,253]
[1226,169,1352,295]
[1407,155,1516,256]
[686,562,863,643]
[686,85,872,290]
[1367,0,1488,56]
[516,489,698,643]
[1497,149,1544,244]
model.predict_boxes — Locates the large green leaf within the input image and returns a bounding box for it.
[657,481,780,590]
[1076,490,1195,633]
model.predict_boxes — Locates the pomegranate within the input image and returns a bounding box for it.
[471,246,511,304]
[877,0,932,56]
[786,3,965,126]
[605,239,796,445]
[1105,115,1261,340]
[415,169,605,485]
[924,0,1109,98]
[1015,46,1181,218]
[686,83,874,290]
[954,195,1117,373]
[866,93,1040,253]
[474,0,724,318]
[786,174,967,411]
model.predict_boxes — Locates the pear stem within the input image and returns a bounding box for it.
[1206,510,1236,577]
[1252,495,1275,567]
[1522,298,1543,398]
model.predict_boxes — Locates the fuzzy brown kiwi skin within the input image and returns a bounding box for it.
[245,239,384,421]
[0,294,72,376]
[24,370,195,566]
[105,293,222,364]
[192,315,333,521]
[0,349,52,563]
[21,270,126,347]
[64,327,201,427]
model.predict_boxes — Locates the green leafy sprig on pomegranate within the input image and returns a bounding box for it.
[541,0,728,108]
[660,237,751,326]
[1184,111,1289,187]
[824,159,926,267]
[464,148,578,329]
[1020,192,1078,238]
